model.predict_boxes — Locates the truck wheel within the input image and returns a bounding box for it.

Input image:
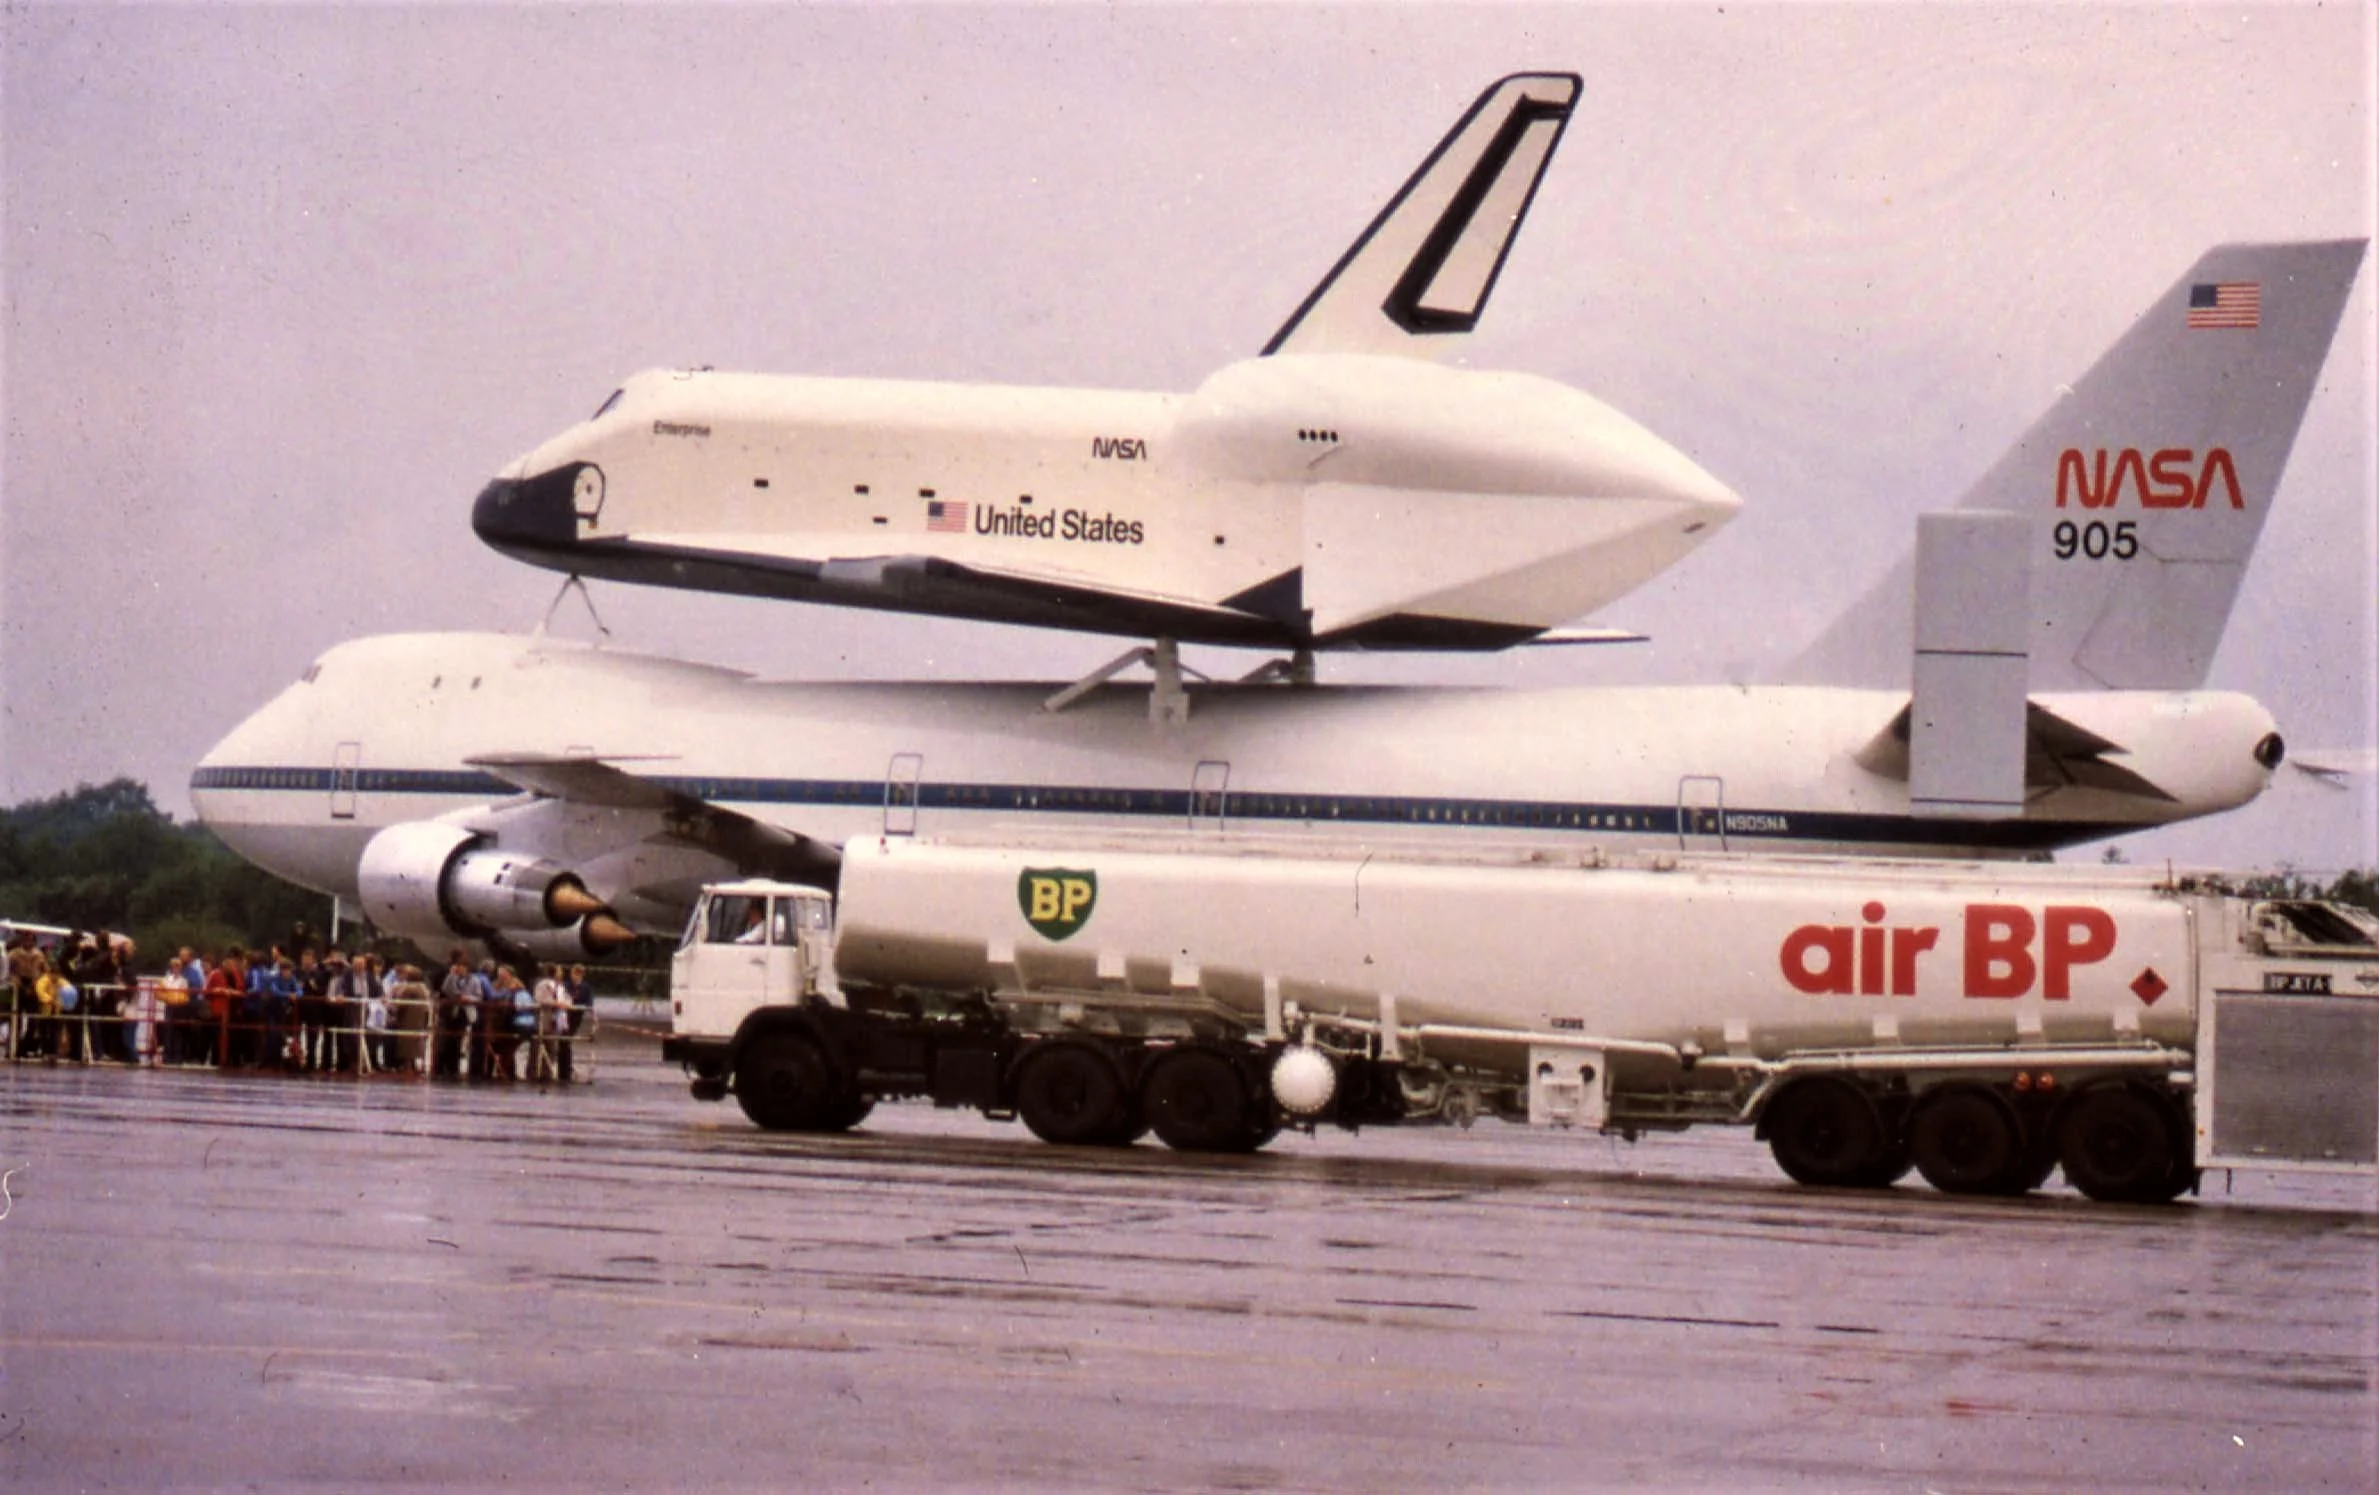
[735,1030,842,1132]
[1014,1042,1129,1146]
[2057,1084,2186,1204]
[1908,1085,2023,1195]
[1764,1078,1891,1188]
[1144,1048,1262,1153]
[826,1093,877,1131]
[1241,1108,1283,1152]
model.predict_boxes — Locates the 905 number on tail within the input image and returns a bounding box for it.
[2053,519,2138,561]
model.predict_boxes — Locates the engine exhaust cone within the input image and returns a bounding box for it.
[546,876,609,923]
[582,913,638,952]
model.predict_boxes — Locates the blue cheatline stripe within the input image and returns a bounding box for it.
[187,764,2084,851]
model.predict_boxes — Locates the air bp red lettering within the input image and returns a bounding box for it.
[1963,904,2116,999]
[2055,448,2242,510]
[1779,902,2119,999]
[1780,902,1938,995]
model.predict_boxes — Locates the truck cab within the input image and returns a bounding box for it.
[668,881,835,1060]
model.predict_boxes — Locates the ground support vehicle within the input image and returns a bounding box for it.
[661,838,2379,1201]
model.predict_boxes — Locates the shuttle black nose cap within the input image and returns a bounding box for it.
[472,464,600,553]
[2254,732,2286,771]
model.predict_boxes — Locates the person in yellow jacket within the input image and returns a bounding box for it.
[34,955,74,1063]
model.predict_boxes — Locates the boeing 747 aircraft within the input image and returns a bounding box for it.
[470,73,1741,654]
[194,240,2363,961]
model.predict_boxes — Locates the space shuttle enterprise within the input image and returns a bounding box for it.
[471,74,1742,652]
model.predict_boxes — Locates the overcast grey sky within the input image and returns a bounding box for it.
[4,4,2373,872]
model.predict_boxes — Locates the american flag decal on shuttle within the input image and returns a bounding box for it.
[925,500,969,533]
[2187,282,2260,329]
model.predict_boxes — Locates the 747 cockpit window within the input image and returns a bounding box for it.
[592,388,625,420]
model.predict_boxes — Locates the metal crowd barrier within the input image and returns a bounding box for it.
[0,980,602,1082]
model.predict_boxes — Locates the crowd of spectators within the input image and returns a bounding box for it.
[1,923,595,1082]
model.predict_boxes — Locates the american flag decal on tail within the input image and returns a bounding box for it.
[925,500,969,533]
[2187,282,2260,330]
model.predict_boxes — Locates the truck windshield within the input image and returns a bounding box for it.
[704,894,770,944]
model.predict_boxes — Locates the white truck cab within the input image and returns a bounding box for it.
[671,881,836,1045]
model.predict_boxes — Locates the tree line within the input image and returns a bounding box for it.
[3,778,2372,966]
[1,778,330,957]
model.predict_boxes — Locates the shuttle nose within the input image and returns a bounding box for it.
[471,463,602,555]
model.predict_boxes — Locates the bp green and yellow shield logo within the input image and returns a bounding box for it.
[1018,868,1098,941]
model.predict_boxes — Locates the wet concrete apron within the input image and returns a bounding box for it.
[0,1039,2371,1491]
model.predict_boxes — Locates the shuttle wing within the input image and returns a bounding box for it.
[498,518,1314,647]
[629,529,1215,609]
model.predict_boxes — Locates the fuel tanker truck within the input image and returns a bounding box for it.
[660,836,2379,1202]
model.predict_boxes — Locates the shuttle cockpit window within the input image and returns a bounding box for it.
[592,387,625,421]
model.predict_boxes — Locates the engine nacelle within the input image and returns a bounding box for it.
[357,820,606,946]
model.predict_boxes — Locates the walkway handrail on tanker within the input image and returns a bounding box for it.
[1402,1023,1688,1063]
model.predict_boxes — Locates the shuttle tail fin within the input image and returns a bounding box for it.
[1262,72,1580,360]
[1790,239,2366,690]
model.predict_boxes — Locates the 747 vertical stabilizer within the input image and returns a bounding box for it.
[1795,239,2367,691]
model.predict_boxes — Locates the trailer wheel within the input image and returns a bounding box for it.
[1144,1048,1264,1153]
[1091,1109,1151,1148]
[1849,1144,1916,1189]
[2057,1084,2188,1204]
[1908,1085,2024,1195]
[1762,1078,1891,1188]
[2000,1136,2060,1196]
[1014,1042,1130,1146]
[2159,1158,2203,1203]
[735,1030,844,1132]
